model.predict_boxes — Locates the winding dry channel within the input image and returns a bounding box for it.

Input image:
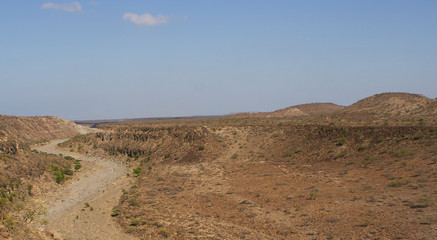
[33,139,136,240]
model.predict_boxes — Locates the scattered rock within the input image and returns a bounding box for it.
[327,216,341,223]
[240,199,254,205]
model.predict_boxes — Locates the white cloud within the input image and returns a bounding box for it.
[122,13,169,26]
[42,2,83,12]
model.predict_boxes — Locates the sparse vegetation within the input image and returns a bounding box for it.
[360,217,372,227]
[158,227,170,238]
[1,93,436,239]
[337,138,346,146]
[414,131,425,140]
[133,167,142,175]
[111,208,121,217]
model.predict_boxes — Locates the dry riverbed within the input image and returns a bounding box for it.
[32,139,136,240]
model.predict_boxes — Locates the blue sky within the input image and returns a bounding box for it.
[1,1,436,120]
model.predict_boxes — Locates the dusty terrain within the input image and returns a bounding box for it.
[64,122,437,239]
[32,140,135,240]
[1,92,437,239]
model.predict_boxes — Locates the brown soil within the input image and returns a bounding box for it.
[1,92,436,239]
[64,121,437,240]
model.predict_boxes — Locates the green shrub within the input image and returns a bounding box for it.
[55,173,65,184]
[0,197,7,207]
[334,150,347,159]
[64,156,75,161]
[414,131,425,140]
[2,217,14,229]
[360,217,372,227]
[387,180,404,187]
[128,198,139,206]
[27,185,33,196]
[130,219,141,226]
[417,196,434,207]
[74,162,82,170]
[158,227,170,238]
[51,165,59,172]
[309,191,317,200]
[376,136,385,143]
[111,208,121,217]
[337,138,346,146]
[64,169,74,176]
[358,145,367,151]
[133,167,142,175]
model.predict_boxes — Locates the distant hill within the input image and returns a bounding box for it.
[228,92,436,122]
[280,103,345,116]
[337,92,436,120]
[230,103,344,118]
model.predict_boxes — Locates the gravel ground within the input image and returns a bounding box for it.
[33,139,137,240]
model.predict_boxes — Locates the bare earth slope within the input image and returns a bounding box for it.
[0,115,90,145]
[32,139,136,240]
